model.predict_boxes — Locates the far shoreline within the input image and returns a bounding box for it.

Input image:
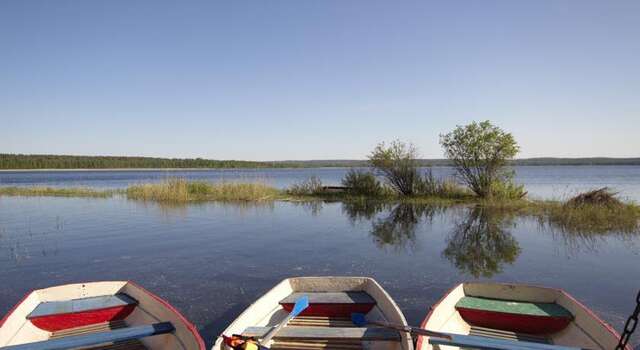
[2,163,640,172]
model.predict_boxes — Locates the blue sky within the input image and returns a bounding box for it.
[1,1,638,160]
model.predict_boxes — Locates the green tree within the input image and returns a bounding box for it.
[368,140,420,195]
[440,121,521,198]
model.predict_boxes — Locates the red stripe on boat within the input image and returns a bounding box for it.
[280,303,375,317]
[456,307,572,334]
[29,304,136,332]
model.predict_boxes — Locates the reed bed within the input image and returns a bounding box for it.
[125,178,281,202]
[0,186,113,198]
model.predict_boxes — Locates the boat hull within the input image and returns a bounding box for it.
[0,281,205,350]
[213,276,414,350]
[416,282,629,350]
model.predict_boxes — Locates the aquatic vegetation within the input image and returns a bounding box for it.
[3,180,639,237]
[0,186,113,198]
[126,178,281,202]
[341,169,384,196]
[285,176,324,196]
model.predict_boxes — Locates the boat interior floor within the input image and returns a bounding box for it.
[49,321,147,350]
[468,326,550,344]
[243,291,401,350]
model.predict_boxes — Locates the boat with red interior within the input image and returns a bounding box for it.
[0,281,204,350]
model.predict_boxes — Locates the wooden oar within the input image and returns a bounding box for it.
[351,313,451,339]
[351,313,588,350]
[260,295,309,345]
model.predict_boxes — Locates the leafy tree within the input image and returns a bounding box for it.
[368,140,420,195]
[440,121,520,198]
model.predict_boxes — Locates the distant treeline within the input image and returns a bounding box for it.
[0,154,299,169]
[1,154,639,170]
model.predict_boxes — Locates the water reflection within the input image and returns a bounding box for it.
[369,204,439,250]
[342,201,441,251]
[442,207,520,277]
[342,201,521,276]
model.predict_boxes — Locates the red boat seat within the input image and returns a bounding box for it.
[455,296,573,334]
[27,294,138,332]
[279,292,376,317]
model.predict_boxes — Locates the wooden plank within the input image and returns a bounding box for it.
[28,294,138,319]
[429,333,582,350]
[271,340,363,350]
[1,323,173,350]
[288,316,355,328]
[469,326,549,344]
[79,339,147,350]
[242,326,399,341]
[280,293,375,305]
[50,321,128,339]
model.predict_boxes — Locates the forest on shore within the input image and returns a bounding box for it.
[1,153,639,170]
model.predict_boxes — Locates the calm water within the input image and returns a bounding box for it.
[1,166,640,201]
[1,195,639,347]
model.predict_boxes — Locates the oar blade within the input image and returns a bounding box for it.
[291,296,309,318]
[351,313,367,327]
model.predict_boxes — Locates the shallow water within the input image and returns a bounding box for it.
[1,196,638,347]
[1,166,640,201]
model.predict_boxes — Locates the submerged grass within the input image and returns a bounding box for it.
[0,186,113,198]
[125,178,281,202]
[3,179,639,235]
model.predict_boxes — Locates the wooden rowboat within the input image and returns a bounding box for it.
[416,282,629,350]
[213,276,414,350]
[0,281,205,350]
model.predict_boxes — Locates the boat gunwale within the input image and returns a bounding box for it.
[415,282,630,350]
[0,280,206,350]
[0,292,33,329]
[212,276,414,350]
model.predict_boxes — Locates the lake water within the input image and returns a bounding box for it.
[1,167,639,347]
[1,166,640,201]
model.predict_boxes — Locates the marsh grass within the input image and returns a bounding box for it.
[0,186,113,198]
[4,180,640,235]
[126,178,281,202]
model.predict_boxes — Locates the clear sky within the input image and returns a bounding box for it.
[1,1,638,160]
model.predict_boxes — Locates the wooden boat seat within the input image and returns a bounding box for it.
[279,292,376,317]
[1,322,173,350]
[469,326,550,344]
[428,332,578,350]
[242,326,400,341]
[49,321,147,350]
[455,296,573,334]
[27,294,138,319]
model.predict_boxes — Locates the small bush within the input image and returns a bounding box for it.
[489,180,527,200]
[369,140,421,195]
[413,170,471,199]
[342,169,383,196]
[286,176,324,196]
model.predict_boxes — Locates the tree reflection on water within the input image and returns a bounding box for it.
[342,201,520,277]
[442,206,520,277]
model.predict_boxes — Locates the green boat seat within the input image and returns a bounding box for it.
[456,297,572,318]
